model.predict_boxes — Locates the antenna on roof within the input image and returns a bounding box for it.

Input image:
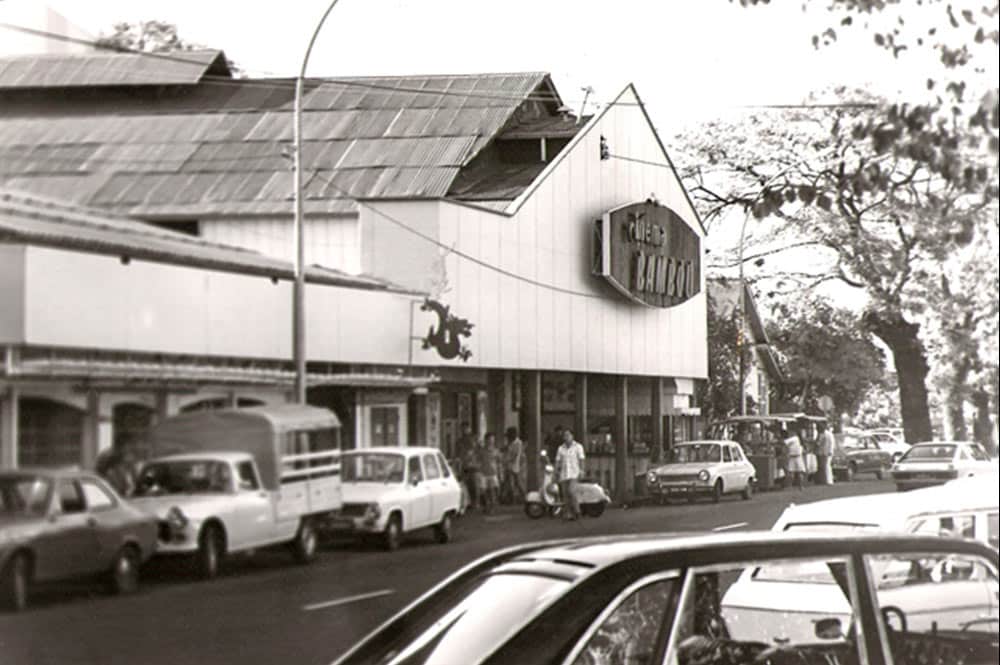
[578,86,594,125]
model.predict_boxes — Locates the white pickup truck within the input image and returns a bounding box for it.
[131,404,342,578]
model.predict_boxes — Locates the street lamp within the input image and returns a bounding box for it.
[293,0,343,404]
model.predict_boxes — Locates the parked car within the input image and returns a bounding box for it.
[866,429,911,462]
[891,441,994,491]
[332,531,999,665]
[131,404,343,578]
[645,440,755,503]
[832,430,893,481]
[0,468,157,612]
[327,447,462,551]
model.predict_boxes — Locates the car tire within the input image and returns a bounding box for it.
[290,519,318,564]
[845,463,856,482]
[383,514,402,552]
[197,524,225,580]
[582,502,606,518]
[1,552,30,612]
[433,512,453,544]
[712,480,723,503]
[524,502,546,519]
[108,545,141,595]
[742,480,754,501]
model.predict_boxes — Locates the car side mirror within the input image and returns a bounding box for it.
[815,617,844,640]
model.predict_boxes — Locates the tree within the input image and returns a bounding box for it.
[698,288,744,423]
[679,89,996,444]
[766,295,888,417]
[96,21,245,77]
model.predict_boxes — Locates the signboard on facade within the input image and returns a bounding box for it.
[593,201,701,308]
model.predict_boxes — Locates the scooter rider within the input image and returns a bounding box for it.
[554,429,586,521]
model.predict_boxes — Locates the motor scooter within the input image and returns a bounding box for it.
[524,451,611,518]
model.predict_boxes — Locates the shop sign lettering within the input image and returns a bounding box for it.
[593,202,701,308]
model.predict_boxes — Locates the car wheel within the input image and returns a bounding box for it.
[845,463,856,482]
[524,502,546,519]
[290,519,318,564]
[108,545,141,595]
[197,524,225,579]
[434,512,453,544]
[742,480,754,500]
[1,552,30,612]
[582,502,606,518]
[712,480,723,503]
[383,514,402,552]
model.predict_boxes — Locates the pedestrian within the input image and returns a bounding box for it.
[554,428,586,521]
[504,426,525,503]
[462,438,481,511]
[818,423,836,486]
[545,425,565,463]
[456,422,475,461]
[96,441,137,497]
[785,429,806,491]
[478,433,501,514]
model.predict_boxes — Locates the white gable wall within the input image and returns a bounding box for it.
[363,85,707,380]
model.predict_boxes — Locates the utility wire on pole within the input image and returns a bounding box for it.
[293,0,343,404]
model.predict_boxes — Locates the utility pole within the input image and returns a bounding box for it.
[292,0,343,403]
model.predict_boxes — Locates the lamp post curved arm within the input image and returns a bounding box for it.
[293,0,343,404]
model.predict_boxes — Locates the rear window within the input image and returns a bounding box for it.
[341,573,569,665]
[900,445,955,461]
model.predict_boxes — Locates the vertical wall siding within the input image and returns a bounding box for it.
[201,216,362,274]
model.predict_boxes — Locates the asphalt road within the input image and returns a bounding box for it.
[0,478,894,665]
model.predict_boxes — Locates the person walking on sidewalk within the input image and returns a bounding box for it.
[785,430,806,491]
[503,427,525,503]
[462,439,482,511]
[554,429,586,521]
[478,433,502,514]
[818,423,836,485]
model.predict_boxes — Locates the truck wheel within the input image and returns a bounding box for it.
[290,519,318,564]
[383,515,402,552]
[433,512,453,544]
[1,552,30,612]
[197,524,225,579]
[712,480,724,503]
[108,545,140,595]
[524,502,545,519]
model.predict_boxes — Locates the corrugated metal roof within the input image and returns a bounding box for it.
[0,50,228,89]
[0,188,418,293]
[0,62,557,217]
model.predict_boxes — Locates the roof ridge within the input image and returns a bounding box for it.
[0,48,223,63]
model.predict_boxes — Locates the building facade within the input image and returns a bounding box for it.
[0,50,708,496]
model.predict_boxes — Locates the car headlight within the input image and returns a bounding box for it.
[647,471,657,484]
[363,503,381,524]
[166,506,188,531]
[698,470,710,482]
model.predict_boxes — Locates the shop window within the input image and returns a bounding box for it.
[371,407,400,447]
[18,397,84,468]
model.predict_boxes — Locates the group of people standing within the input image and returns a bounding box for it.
[780,423,837,489]
[453,424,526,514]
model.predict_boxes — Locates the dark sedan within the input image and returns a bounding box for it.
[333,532,998,665]
[0,468,158,611]
[833,432,893,481]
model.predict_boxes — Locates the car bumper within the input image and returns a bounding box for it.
[648,482,714,496]
[320,514,383,534]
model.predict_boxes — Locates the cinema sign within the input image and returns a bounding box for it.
[593,201,701,308]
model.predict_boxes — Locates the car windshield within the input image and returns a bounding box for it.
[134,461,233,495]
[670,444,721,463]
[0,476,52,517]
[342,453,406,483]
[900,445,956,462]
[339,573,569,665]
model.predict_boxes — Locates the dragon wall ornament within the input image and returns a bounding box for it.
[420,298,474,362]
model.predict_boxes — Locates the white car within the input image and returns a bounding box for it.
[329,447,462,551]
[891,441,994,491]
[645,440,756,503]
[864,429,910,462]
[721,475,1000,643]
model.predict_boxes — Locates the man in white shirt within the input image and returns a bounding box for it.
[818,424,836,485]
[554,429,586,521]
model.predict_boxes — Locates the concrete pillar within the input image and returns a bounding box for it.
[1,387,19,469]
[522,371,542,490]
[226,392,239,408]
[574,374,588,448]
[488,370,506,436]
[652,377,664,464]
[615,376,628,499]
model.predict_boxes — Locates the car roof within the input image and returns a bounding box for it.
[495,531,997,572]
[149,451,253,463]
[909,441,967,447]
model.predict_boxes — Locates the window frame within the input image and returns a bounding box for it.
[423,454,442,480]
[57,479,86,514]
[79,478,117,512]
[722,446,733,463]
[236,461,261,491]
[436,453,453,478]
[561,570,681,665]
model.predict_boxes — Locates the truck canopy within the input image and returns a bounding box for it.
[147,404,341,490]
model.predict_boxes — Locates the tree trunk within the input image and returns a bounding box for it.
[946,356,971,441]
[972,388,996,455]
[864,311,933,443]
